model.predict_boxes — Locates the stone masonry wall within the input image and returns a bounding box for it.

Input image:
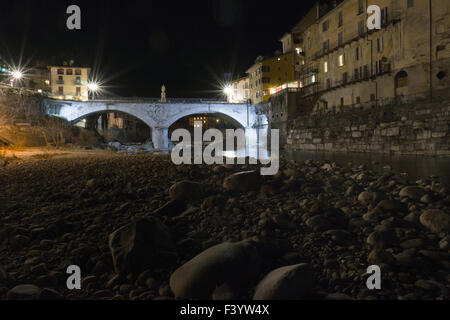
[285,99,450,155]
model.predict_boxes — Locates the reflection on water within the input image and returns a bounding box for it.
[285,151,450,186]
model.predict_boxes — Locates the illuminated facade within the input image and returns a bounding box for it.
[280,0,450,113]
[48,66,91,101]
[247,53,296,104]
[228,76,250,103]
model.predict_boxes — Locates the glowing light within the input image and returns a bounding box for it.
[270,88,276,95]
[223,85,232,95]
[11,70,23,80]
[45,80,50,85]
[87,82,99,91]
[37,89,42,93]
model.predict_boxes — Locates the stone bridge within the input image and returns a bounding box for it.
[43,98,268,150]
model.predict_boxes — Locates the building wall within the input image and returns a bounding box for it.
[229,76,250,103]
[49,66,90,100]
[288,0,450,113]
[247,53,295,104]
[285,99,450,155]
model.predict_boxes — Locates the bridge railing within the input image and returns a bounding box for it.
[87,97,238,104]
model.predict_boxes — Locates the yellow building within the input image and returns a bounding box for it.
[49,65,91,101]
[247,53,296,104]
[281,0,450,112]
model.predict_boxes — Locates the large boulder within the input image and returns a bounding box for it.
[7,284,41,300]
[223,171,261,193]
[109,217,176,275]
[420,209,450,233]
[399,186,425,201]
[253,263,314,300]
[169,239,260,299]
[169,181,204,202]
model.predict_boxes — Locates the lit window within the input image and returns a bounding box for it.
[324,61,328,73]
[312,75,316,83]
[339,54,345,66]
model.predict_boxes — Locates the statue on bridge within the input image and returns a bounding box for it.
[161,85,167,103]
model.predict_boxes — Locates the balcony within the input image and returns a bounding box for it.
[56,80,64,85]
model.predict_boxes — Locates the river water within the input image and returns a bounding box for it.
[285,151,450,187]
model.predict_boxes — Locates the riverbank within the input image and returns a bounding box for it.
[0,153,449,300]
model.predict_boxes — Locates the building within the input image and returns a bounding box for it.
[247,53,296,104]
[279,0,450,113]
[48,65,91,101]
[26,66,51,92]
[227,76,250,103]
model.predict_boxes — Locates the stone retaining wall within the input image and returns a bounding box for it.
[285,99,450,155]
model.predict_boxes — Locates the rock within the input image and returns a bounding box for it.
[253,263,314,300]
[368,249,395,265]
[358,191,374,204]
[169,181,204,202]
[439,235,450,250]
[420,209,450,233]
[10,235,30,249]
[420,193,435,204]
[376,199,404,212]
[366,230,397,249]
[7,284,41,300]
[325,293,354,300]
[399,186,425,201]
[212,283,238,300]
[152,199,187,217]
[223,171,261,193]
[0,265,8,285]
[404,212,421,224]
[400,239,424,249]
[109,217,176,275]
[324,230,354,245]
[38,288,64,300]
[306,215,332,232]
[169,239,260,299]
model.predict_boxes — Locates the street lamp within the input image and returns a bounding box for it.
[87,82,99,100]
[223,85,232,102]
[11,70,23,80]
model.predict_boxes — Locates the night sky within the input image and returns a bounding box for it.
[0,0,316,98]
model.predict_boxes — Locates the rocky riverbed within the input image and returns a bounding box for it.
[0,153,449,300]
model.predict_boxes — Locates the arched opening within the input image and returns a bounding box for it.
[436,71,447,80]
[73,111,152,144]
[168,112,245,155]
[395,70,409,101]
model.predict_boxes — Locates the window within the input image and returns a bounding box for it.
[75,69,82,75]
[358,0,363,14]
[323,20,329,32]
[262,66,270,72]
[407,0,414,8]
[358,20,365,37]
[76,77,81,84]
[377,37,383,52]
[57,69,64,75]
[323,40,329,53]
[340,97,344,107]
[381,7,388,26]
[58,87,64,95]
[338,11,343,27]
[356,47,360,61]
[66,69,73,75]
[356,96,361,104]
[326,78,331,89]
[342,72,348,83]
[364,65,369,78]
[354,68,359,80]
[262,77,270,84]
[324,61,328,73]
[338,32,343,46]
[76,87,81,96]
[339,54,345,66]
